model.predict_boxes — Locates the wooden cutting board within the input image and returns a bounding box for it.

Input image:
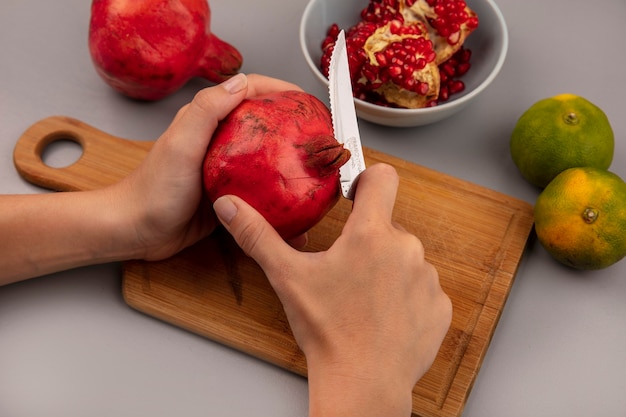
[14,115,534,417]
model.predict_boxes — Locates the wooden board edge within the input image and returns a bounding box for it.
[410,206,535,417]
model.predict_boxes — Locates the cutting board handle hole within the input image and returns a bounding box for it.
[41,138,84,168]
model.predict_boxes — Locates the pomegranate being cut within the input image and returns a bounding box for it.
[203,91,351,240]
[321,0,478,108]
[89,0,243,100]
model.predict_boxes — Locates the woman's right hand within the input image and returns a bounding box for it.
[213,162,452,417]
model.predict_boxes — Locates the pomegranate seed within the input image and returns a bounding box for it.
[456,62,470,76]
[391,56,404,66]
[388,65,402,77]
[327,23,340,38]
[439,86,449,101]
[375,52,388,67]
[448,80,465,94]
[417,82,430,95]
[363,67,378,82]
[389,19,402,34]
[441,62,456,77]
[459,48,471,62]
[321,36,334,50]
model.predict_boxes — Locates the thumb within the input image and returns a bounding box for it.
[213,195,296,274]
[162,73,249,164]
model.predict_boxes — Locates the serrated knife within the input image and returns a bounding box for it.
[329,29,366,200]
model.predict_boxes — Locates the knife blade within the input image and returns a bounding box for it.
[328,30,366,200]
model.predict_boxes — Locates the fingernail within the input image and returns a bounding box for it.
[213,196,238,225]
[221,73,247,94]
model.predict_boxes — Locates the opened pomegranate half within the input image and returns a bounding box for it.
[203,91,351,240]
[321,0,478,108]
[89,0,243,100]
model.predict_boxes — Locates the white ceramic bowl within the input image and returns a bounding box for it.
[299,0,509,127]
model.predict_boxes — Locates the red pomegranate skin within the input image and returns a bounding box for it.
[203,91,351,240]
[88,0,242,100]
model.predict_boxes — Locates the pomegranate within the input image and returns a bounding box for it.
[321,0,478,108]
[323,20,439,109]
[203,91,351,240]
[88,0,243,100]
[402,0,479,64]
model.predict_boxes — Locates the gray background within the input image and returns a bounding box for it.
[1,0,625,416]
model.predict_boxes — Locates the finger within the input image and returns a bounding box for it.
[245,73,303,96]
[170,102,190,125]
[213,195,297,274]
[350,163,400,224]
[162,73,249,161]
[391,220,407,231]
[286,233,308,249]
[169,74,299,130]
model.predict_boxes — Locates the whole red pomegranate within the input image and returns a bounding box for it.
[203,91,351,240]
[88,0,242,100]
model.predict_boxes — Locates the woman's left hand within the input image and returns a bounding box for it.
[113,73,302,261]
